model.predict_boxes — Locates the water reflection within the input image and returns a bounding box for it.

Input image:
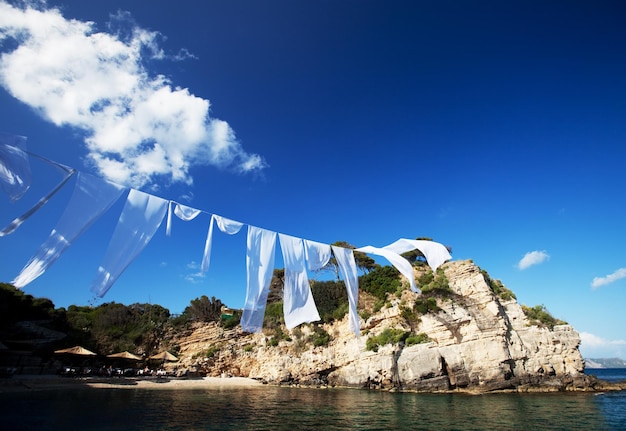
[0,386,616,430]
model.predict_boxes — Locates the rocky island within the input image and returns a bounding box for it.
[166,260,619,393]
[1,259,623,393]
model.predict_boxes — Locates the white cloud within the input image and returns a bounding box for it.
[0,2,266,188]
[591,268,626,289]
[517,250,549,270]
[178,192,194,203]
[186,261,200,270]
[580,332,626,359]
[183,261,204,284]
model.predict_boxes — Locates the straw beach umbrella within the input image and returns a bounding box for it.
[54,345,97,356]
[54,346,98,371]
[149,351,178,362]
[149,351,178,374]
[106,351,142,361]
[106,351,142,376]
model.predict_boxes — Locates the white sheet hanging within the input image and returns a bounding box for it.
[0,158,75,237]
[12,172,126,288]
[201,214,244,273]
[0,133,31,202]
[279,234,321,329]
[241,226,276,333]
[355,245,419,293]
[332,245,360,336]
[165,201,202,236]
[90,189,168,298]
[304,239,332,271]
[381,239,452,272]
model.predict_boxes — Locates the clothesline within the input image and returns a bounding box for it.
[0,135,452,335]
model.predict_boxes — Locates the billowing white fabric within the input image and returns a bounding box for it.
[174,202,202,220]
[165,201,202,236]
[381,239,452,272]
[201,214,244,273]
[0,133,30,202]
[279,234,321,329]
[355,245,419,293]
[0,160,75,237]
[332,245,360,336]
[241,226,276,333]
[12,172,126,288]
[90,189,168,298]
[303,239,332,271]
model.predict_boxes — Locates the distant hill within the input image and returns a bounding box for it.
[585,358,626,368]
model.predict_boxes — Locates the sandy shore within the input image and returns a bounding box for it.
[0,375,264,392]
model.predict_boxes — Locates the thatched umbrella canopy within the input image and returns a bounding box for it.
[149,351,178,362]
[106,351,142,361]
[54,346,97,356]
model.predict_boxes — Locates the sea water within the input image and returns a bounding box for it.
[1,370,625,430]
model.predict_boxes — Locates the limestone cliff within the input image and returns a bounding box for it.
[166,260,597,393]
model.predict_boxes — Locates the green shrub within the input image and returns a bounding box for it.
[308,325,331,347]
[409,268,456,317]
[419,268,450,295]
[359,266,402,300]
[331,301,349,321]
[400,305,418,323]
[291,327,303,340]
[221,313,240,329]
[311,280,349,323]
[267,326,291,346]
[264,302,284,328]
[405,333,431,346]
[413,296,439,315]
[373,298,385,313]
[366,328,409,352]
[366,329,432,351]
[365,337,378,352]
[196,345,220,359]
[417,271,434,287]
[481,269,517,300]
[522,304,566,329]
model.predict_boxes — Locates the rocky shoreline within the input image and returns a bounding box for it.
[1,371,625,395]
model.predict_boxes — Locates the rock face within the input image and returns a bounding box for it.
[169,260,592,393]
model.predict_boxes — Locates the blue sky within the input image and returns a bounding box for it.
[1,0,625,359]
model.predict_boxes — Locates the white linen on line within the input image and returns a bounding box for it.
[381,239,452,272]
[90,188,168,298]
[332,245,360,336]
[303,239,332,271]
[0,133,30,202]
[12,172,126,288]
[165,201,202,236]
[355,245,419,293]
[201,214,244,274]
[0,159,75,237]
[280,233,321,329]
[240,226,276,333]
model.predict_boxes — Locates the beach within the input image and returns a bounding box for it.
[0,374,263,393]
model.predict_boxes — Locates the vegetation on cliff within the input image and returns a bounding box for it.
[522,304,567,329]
[0,243,567,365]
